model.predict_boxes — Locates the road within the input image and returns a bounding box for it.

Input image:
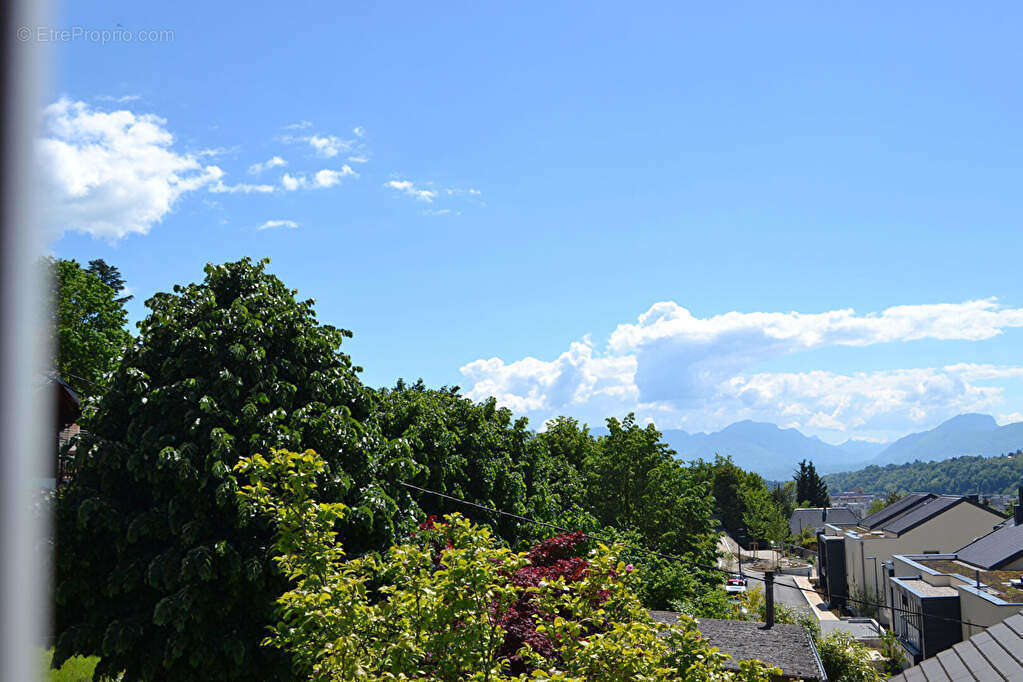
[742,569,811,617]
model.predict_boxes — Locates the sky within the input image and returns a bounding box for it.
[38,1,1023,444]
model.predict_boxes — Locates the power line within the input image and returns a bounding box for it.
[398,480,990,631]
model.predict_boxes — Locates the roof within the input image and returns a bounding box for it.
[789,507,860,536]
[882,496,967,536]
[890,577,959,598]
[649,611,826,681]
[819,618,883,640]
[859,493,935,530]
[955,522,1023,571]
[889,611,1023,681]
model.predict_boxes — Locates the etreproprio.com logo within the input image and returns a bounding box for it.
[17,26,175,44]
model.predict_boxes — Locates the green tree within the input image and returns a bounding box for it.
[48,258,131,396]
[86,258,133,303]
[867,490,904,515]
[375,380,562,545]
[584,415,718,560]
[794,459,830,507]
[235,448,775,682]
[53,258,413,681]
[742,485,789,551]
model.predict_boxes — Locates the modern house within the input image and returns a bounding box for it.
[888,610,1023,682]
[789,507,859,538]
[885,493,1023,665]
[649,611,827,681]
[816,494,1006,625]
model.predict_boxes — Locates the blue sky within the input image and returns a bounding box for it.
[42,2,1023,442]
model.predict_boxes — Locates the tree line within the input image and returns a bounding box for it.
[824,452,1023,496]
[51,257,843,680]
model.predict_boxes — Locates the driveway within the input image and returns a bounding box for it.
[741,569,810,618]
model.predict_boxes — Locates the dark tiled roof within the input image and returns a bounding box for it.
[882,496,966,536]
[649,611,826,681]
[859,493,934,530]
[889,611,1023,681]
[955,522,1023,570]
[789,507,860,536]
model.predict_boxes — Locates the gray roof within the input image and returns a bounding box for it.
[790,507,859,536]
[859,493,934,530]
[956,522,1023,570]
[889,611,1023,681]
[649,611,826,681]
[882,496,966,536]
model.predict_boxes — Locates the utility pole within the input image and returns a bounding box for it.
[763,571,775,629]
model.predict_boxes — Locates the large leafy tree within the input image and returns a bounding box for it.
[375,380,561,545]
[54,258,413,681]
[48,258,131,396]
[795,459,830,507]
[584,414,718,560]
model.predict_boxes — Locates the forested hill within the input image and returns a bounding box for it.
[824,450,1023,495]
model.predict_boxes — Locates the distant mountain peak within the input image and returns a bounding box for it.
[935,413,998,432]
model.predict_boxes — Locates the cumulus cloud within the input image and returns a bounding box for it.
[608,300,1023,403]
[247,155,287,174]
[459,300,1023,439]
[38,98,220,239]
[257,219,298,231]
[385,179,438,203]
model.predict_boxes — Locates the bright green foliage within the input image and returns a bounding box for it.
[741,485,789,549]
[585,415,718,559]
[814,631,885,682]
[48,257,131,395]
[237,449,526,680]
[237,448,776,682]
[794,460,830,508]
[690,456,789,548]
[867,490,904,515]
[375,380,562,545]
[53,258,413,681]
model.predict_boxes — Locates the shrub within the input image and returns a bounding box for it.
[815,631,885,682]
[236,448,778,681]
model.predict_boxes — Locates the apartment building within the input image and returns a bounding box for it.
[816,493,1006,626]
[885,497,1023,664]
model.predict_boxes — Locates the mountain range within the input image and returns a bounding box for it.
[596,413,1023,481]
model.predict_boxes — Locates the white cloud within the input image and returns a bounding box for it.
[459,300,1023,439]
[247,155,287,174]
[284,120,312,130]
[307,134,351,158]
[353,126,365,137]
[386,179,438,203]
[257,219,298,231]
[281,166,357,191]
[607,300,1023,403]
[39,98,220,240]
[209,170,276,194]
[97,94,142,104]
[423,208,460,216]
[347,155,369,163]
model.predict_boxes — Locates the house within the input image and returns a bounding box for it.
[816,494,1006,626]
[789,507,859,538]
[888,610,1023,681]
[43,373,81,488]
[884,490,1023,665]
[649,611,828,681]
